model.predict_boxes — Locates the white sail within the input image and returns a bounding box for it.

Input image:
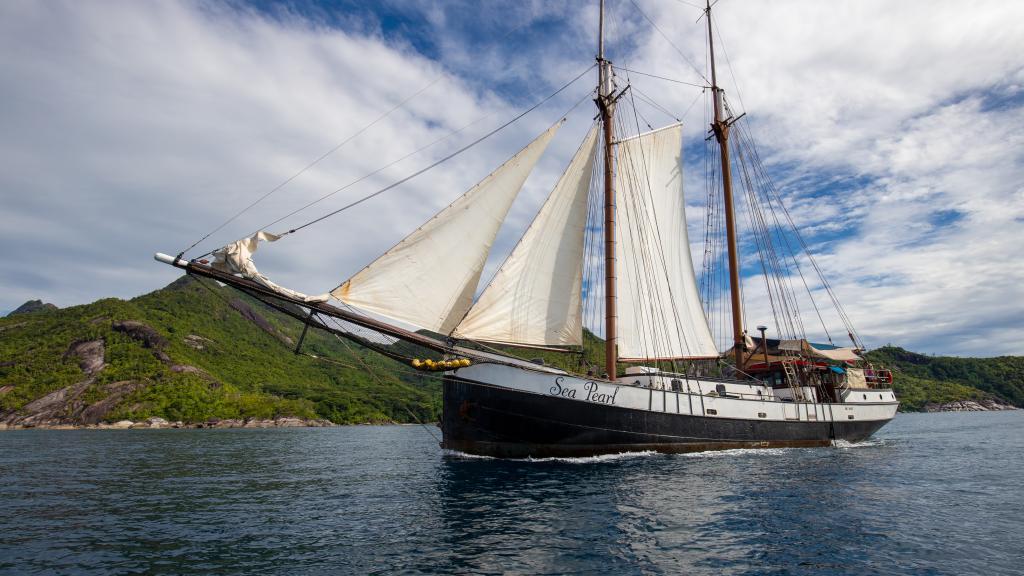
[331,121,562,334]
[210,231,330,303]
[454,124,600,346]
[614,123,718,359]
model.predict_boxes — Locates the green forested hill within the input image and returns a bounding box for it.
[0,276,440,425]
[866,346,1023,410]
[2,277,1019,426]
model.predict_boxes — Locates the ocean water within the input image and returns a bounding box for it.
[1,412,1021,575]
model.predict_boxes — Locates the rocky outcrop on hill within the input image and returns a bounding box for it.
[0,330,155,427]
[9,379,94,426]
[183,334,212,350]
[112,320,171,362]
[78,381,149,423]
[7,300,58,316]
[110,321,220,387]
[1,322,223,428]
[64,339,106,375]
[169,363,221,386]
[922,398,1018,412]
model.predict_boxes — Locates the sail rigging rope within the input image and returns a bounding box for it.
[232,89,597,263]
[732,117,862,347]
[326,325,442,445]
[611,66,708,89]
[628,0,710,85]
[178,75,447,259]
[267,63,597,241]
[695,90,866,354]
[710,15,748,119]
[674,0,706,9]
[178,15,554,260]
[581,145,605,361]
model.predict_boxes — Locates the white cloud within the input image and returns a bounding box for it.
[623,0,1024,356]
[0,0,1021,356]
[0,0,590,306]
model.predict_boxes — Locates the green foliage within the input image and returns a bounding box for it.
[3,277,1017,422]
[0,300,122,411]
[867,346,1023,408]
[0,275,440,424]
[96,330,167,385]
[888,374,986,412]
[107,375,319,423]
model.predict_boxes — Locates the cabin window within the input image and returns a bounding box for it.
[879,394,883,400]
[758,412,766,418]
[671,379,682,392]
[863,394,867,400]
[848,415,855,420]
[706,409,717,415]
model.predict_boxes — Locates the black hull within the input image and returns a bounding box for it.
[442,375,891,458]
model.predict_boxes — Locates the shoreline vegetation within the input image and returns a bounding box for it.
[2,276,1020,429]
[0,416,337,431]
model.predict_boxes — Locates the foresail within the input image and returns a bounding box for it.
[454,124,600,346]
[614,123,719,360]
[331,121,562,334]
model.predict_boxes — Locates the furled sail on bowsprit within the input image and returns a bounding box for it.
[210,231,330,303]
[330,120,563,334]
[614,123,718,360]
[453,124,600,346]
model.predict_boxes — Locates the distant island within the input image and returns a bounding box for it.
[0,276,1018,429]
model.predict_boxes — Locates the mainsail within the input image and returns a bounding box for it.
[614,123,718,360]
[454,124,600,346]
[331,121,562,334]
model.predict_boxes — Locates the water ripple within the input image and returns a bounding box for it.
[1,412,1022,575]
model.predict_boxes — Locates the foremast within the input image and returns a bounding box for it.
[706,1,745,370]
[597,0,618,380]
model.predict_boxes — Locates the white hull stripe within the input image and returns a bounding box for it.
[453,363,899,424]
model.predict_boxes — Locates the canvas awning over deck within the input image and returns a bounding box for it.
[727,336,862,367]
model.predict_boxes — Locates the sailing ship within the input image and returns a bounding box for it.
[155,1,898,457]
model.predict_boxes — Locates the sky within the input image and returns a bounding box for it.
[1,0,1022,357]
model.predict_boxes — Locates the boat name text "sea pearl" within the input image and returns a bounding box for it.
[549,377,619,406]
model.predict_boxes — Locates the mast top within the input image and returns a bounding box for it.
[706,0,725,126]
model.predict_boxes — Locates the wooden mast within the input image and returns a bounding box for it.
[598,0,617,380]
[706,1,745,371]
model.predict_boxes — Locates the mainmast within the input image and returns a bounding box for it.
[597,0,617,380]
[706,1,745,370]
